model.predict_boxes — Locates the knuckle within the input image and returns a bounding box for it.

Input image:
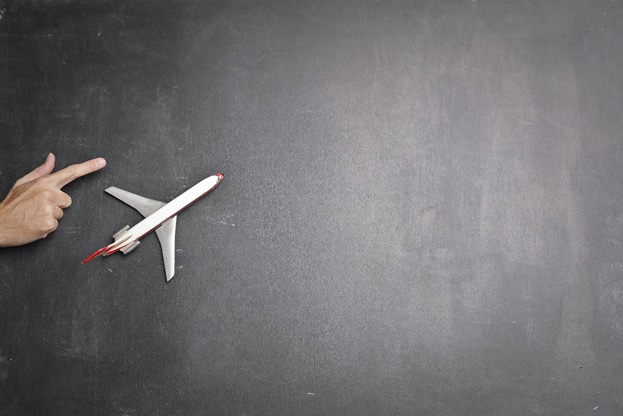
[39,190,54,200]
[42,204,54,215]
[43,218,58,233]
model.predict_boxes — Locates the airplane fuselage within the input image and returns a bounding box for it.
[82,173,223,268]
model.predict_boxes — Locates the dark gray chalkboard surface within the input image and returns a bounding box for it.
[1,0,622,415]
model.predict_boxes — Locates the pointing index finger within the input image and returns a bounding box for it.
[50,158,107,188]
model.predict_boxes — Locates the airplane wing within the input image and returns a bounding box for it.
[105,187,178,281]
[105,187,166,217]
[155,217,177,281]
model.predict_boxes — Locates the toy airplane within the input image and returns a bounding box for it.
[82,173,223,281]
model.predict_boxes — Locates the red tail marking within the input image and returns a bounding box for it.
[81,246,109,264]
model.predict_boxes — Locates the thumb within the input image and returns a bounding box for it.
[14,153,56,187]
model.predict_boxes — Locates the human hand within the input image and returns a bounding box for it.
[0,153,106,247]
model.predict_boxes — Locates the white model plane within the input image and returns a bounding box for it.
[82,173,223,280]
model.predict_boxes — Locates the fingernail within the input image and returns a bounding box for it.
[95,158,106,168]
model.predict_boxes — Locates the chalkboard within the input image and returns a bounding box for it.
[1,0,623,415]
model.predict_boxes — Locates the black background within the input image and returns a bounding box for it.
[1,1,623,415]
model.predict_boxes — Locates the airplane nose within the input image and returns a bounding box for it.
[216,173,224,181]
